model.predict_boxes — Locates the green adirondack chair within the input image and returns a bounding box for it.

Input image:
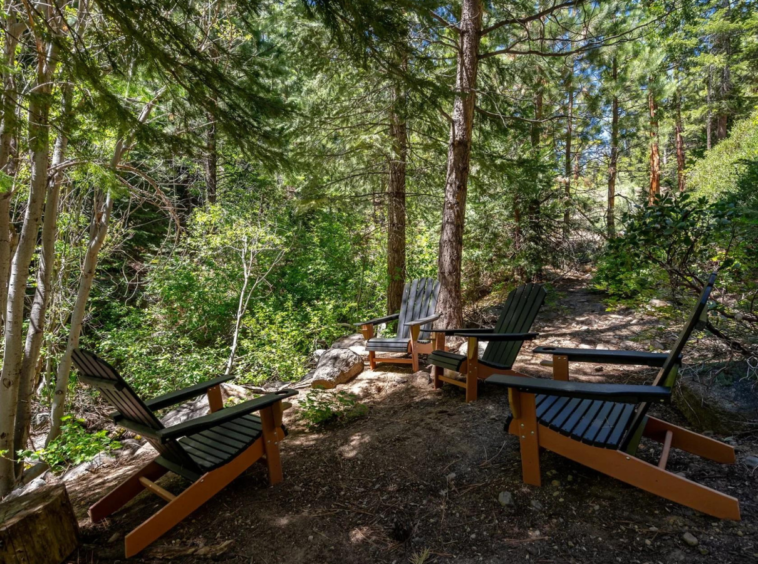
[487,272,740,520]
[428,283,546,402]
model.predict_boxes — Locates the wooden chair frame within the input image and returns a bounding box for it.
[89,389,288,558]
[428,284,545,402]
[488,273,740,520]
[504,383,740,520]
[359,313,440,372]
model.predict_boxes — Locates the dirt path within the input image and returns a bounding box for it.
[66,275,758,563]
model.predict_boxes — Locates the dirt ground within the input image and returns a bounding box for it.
[64,275,758,563]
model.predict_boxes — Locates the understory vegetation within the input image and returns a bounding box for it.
[0,0,756,492]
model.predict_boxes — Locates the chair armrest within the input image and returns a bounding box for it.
[145,374,236,411]
[430,327,494,335]
[160,390,298,441]
[354,313,400,327]
[406,313,441,327]
[533,347,677,367]
[456,332,539,342]
[486,374,671,404]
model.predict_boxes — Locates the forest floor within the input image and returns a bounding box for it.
[63,273,758,563]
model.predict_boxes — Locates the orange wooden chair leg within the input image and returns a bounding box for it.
[465,372,478,402]
[643,416,736,464]
[89,460,168,523]
[259,406,284,486]
[538,425,740,520]
[515,391,541,486]
[125,439,266,558]
[207,385,223,413]
[368,351,376,370]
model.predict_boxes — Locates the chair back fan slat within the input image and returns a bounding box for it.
[397,277,439,340]
[482,284,546,369]
[72,349,200,473]
[620,272,718,452]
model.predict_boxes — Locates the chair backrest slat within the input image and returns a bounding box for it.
[482,283,546,368]
[620,272,717,451]
[396,277,440,340]
[72,349,199,472]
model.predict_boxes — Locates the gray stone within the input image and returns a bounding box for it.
[682,532,698,547]
[650,340,666,350]
[674,366,758,434]
[498,491,515,507]
[744,456,758,469]
[594,366,604,372]
[32,412,50,428]
[530,499,544,511]
[308,348,364,389]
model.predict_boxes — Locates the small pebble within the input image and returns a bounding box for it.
[682,532,698,547]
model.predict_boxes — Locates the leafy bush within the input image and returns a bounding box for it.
[299,389,368,429]
[19,416,121,473]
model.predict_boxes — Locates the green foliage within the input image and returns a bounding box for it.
[299,389,368,429]
[595,192,742,298]
[19,416,121,473]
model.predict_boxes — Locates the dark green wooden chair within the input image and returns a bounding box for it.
[72,349,297,557]
[486,272,740,520]
[356,277,440,372]
[428,283,546,402]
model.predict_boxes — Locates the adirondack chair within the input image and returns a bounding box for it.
[427,283,545,402]
[71,349,297,557]
[486,273,741,520]
[356,278,440,372]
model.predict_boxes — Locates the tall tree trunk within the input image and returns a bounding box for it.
[607,57,619,238]
[205,113,217,204]
[436,0,482,329]
[0,5,60,496]
[47,92,163,445]
[563,71,573,236]
[648,88,660,204]
[387,86,407,314]
[675,88,686,192]
[13,83,74,469]
[0,7,22,334]
[706,66,712,151]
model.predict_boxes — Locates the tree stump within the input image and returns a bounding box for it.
[0,483,79,564]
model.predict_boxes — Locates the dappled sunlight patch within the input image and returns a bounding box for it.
[338,432,371,458]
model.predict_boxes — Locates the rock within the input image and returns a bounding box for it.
[32,412,50,428]
[62,461,94,483]
[744,456,758,469]
[649,299,669,308]
[530,500,544,511]
[308,348,364,389]
[108,532,123,543]
[121,438,142,453]
[456,339,487,358]
[674,364,758,434]
[594,366,604,372]
[650,340,666,350]
[668,549,687,562]
[682,532,698,547]
[331,333,368,359]
[498,491,515,507]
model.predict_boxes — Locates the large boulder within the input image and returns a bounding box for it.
[308,348,364,389]
[331,333,368,359]
[674,365,758,434]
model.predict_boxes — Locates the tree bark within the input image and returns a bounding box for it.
[607,57,619,238]
[648,88,660,204]
[0,3,60,496]
[0,8,23,335]
[13,82,74,470]
[387,84,407,314]
[706,65,712,151]
[436,0,482,329]
[675,88,686,192]
[564,70,573,236]
[206,113,217,204]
